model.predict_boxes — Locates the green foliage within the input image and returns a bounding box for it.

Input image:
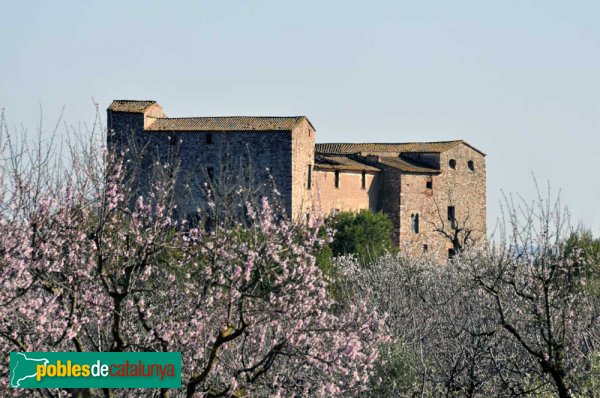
[564,230,600,266]
[585,352,600,393]
[314,239,334,276]
[367,341,417,397]
[563,230,600,296]
[327,210,394,265]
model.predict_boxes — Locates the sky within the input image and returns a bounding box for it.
[1,0,599,234]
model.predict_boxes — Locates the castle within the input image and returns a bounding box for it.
[107,100,486,262]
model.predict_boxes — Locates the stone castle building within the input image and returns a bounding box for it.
[107,100,486,262]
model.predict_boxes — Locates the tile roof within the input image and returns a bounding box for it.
[314,155,380,172]
[377,157,440,173]
[146,116,307,132]
[109,100,157,113]
[316,140,485,156]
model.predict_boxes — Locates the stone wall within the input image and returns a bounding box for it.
[107,109,296,218]
[290,119,315,220]
[378,166,403,244]
[312,169,380,216]
[398,143,486,262]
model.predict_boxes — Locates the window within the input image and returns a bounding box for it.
[307,165,312,189]
[306,213,310,224]
[423,244,428,252]
[206,133,213,145]
[335,170,340,188]
[426,177,433,189]
[361,170,366,190]
[468,160,475,172]
[169,135,177,147]
[448,206,456,228]
[411,213,419,234]
[448,248,456,259]
[447,206,455,221]
[186,212,201,228]
[449,159,456,169]
[204,216,214,233]
[207,167,214,181]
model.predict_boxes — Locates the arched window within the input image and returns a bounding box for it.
[411,213,419,234]
[468,160,475,171]
[449,159,456,169]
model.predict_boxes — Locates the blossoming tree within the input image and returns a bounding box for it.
[0,113,385,397]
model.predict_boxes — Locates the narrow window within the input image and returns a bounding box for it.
[423,244,428,252]
[448,248,456,259]
[468,160,475,172]
[449,159,456,169]
[335,170,340,188]
[306,213,310,224]
[204,216,213,233]
[411,213,419,234]
[169,135,177,146]
[207,167,214,181]
[447,206,455,221]
[206,133,213,145]
[361,170,366,189]
[426,177,433,189]
[448,206,456,228]
[307,165,312,189]
[186,212,201,228]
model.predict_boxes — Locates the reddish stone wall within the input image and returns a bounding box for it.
[398,143,486,262]
[291,119,315,220]
[312,169,380,216]
[377,166,402,244]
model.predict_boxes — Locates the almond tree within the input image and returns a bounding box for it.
[462,189,600,397]
[0,111,386,397]
[337,187,600,397]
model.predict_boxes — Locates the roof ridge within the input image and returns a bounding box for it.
[316,140,463,145]
[315,140,485,156]
[150,115,306,120]
[112,99,156,103]
[145,115,308,132]
[108,100,158,113]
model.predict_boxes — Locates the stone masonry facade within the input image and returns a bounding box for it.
[107,100,486,263]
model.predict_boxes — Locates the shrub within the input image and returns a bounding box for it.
[327,210,393,265]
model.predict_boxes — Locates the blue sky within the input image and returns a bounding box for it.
[1,0,599,234]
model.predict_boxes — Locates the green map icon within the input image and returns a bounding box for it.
[10,352,49,387]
